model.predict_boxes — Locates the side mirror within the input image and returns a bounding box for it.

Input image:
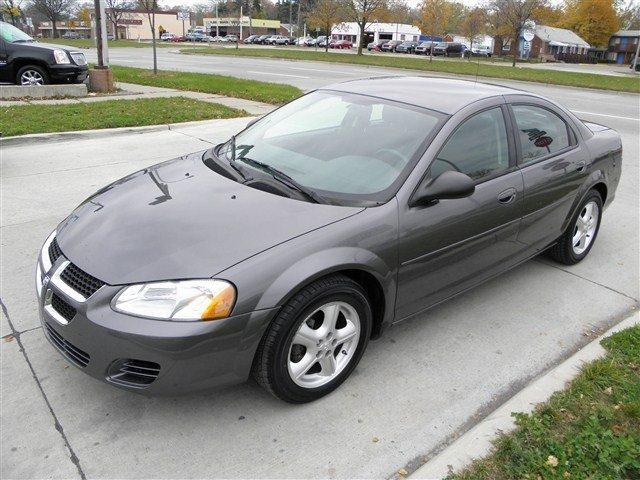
[409,170,475,207]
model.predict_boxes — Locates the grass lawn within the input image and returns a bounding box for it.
[448,324,640,479]
[181,47,640,94]
[0,97,246,137]
[110,65,302,105]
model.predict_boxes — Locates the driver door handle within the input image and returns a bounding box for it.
[498,188,517,204]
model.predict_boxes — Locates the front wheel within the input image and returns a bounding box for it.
[17,65,49,85]
[252,274,372,403]
[548,190,603,265]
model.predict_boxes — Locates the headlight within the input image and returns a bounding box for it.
[113,279,236,321]
[53,49,71,64]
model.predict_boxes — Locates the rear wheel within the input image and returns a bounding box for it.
[17,65,49,86]
[548,190,603,265]
[252,274,372,403]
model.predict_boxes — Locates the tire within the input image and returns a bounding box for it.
[548,190,603,265]
[252,274,373,403]
[16,65,49,86]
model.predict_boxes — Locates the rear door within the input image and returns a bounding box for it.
[395,99,526,320]
[506,96,589,253]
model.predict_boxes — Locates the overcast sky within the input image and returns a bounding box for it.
[158,0,566,9]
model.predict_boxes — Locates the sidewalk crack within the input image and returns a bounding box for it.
[535,258,639,302]
[0,297,86,480]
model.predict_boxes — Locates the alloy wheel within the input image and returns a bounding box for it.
[20,70,44,86]
[572,200,599,255]
[287,301,361,388]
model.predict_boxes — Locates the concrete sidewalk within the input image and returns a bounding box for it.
[1,116,638,479]
[0,82,273,116]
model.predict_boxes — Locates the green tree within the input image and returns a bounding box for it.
[460,7,487,57]
[562,0,619,47]
[488,0,544,66]
[307,0,346,51]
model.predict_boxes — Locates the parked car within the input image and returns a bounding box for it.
[433,42,465,57]
[304,37,317,46]
[395,41,419,53]
[160,32,174,41]
[0,21,88,85]
[243,35,259,44]
[62,31,80,39]
[316,35,328,48]
[329,39,352,49]
[256,35,271,44]
[380,40,401,52]
[414,41,438,55]
[36,77,621,402]
[170,35,186,42]
[224,35,238,43]
[367,39,387,51]
[471,45,492,57]
[269,35,293,45]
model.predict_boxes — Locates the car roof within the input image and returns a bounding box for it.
[321,76,533,115]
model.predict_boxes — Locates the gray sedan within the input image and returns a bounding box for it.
[36,77,622,402]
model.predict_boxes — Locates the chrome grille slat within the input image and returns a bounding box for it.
[44,323,90,368]
[109,359,161,387]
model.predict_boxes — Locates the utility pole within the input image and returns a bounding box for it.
[633,33,640,71]
[288,0,292,38]
[90,0,113,91]
[215,2,219,37]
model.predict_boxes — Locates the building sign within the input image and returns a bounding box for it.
[177,11,189,20]
[118,18,143,25]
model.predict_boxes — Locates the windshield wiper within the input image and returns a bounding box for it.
[236,156,325,204]
[13,39,34,43]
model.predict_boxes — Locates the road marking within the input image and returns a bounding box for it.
[288,66,352,74]
[570,110,640,122]
[247,70,310,78]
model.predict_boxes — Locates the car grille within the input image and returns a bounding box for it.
[109,359,161,387]
[51,292,77,322]
[70,52,87,66]
[60,263,105,299]
[48,237,63,265]
[44,322,90,367]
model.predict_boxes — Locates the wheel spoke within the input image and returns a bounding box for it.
[321,304,340,332]
[573,229,584,247]
[293,323,321,349]
[319,354,337,376]
[335,321,358,345]
[289,352,317,379]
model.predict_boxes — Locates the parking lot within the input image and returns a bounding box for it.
[2,56,638,477]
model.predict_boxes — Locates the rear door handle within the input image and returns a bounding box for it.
[498,188,517,204]
[576,161,587,172]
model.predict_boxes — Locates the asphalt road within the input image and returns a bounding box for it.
[1,53,639,479]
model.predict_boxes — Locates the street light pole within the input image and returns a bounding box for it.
[90,0,113,92]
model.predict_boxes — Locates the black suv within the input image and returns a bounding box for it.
[0,21,88,85]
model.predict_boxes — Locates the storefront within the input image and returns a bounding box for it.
[330,22,421,47]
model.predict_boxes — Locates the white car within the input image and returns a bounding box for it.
[471,45,492,57]
[160,33,175,41]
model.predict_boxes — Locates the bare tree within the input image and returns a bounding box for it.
[460,7,487,58]
[418,0,452,62]
[307,0,347,51]
[489,0,542,67]
[348,0,389,55]
[1,0,23,25]
[32,0,75,38]
[104,0,134,40]
[138,0,157,72]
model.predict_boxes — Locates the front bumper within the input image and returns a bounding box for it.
[36,245,276,395]
[49,64,89,84]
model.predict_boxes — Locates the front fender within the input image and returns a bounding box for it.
[255,246,395,318]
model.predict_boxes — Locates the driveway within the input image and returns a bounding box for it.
[1,82,638,478]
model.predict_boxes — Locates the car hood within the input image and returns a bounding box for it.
[56,151,363,285]
[33,41,79,52]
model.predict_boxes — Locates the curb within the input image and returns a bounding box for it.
[410,307,639,480]
[0,117,255,148]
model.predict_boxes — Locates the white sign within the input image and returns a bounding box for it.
[523,30,534,42]
[177,11,190,20]
[523,40,531,51]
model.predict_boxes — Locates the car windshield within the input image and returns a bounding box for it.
[0,22,33,43]
[215,90,444,206]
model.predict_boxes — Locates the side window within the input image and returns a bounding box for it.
[512,105,570,163]
[431,107,510,181]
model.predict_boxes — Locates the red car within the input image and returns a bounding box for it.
[171,35,186,42]
[329,39,352,49]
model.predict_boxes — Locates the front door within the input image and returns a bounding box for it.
[396,105,526,320]
[0,38,9,82]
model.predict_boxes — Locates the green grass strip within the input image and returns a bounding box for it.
[110,65,302,105]
[449,324,640,479]
[181,47,640,94]
[0,96,246,137]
